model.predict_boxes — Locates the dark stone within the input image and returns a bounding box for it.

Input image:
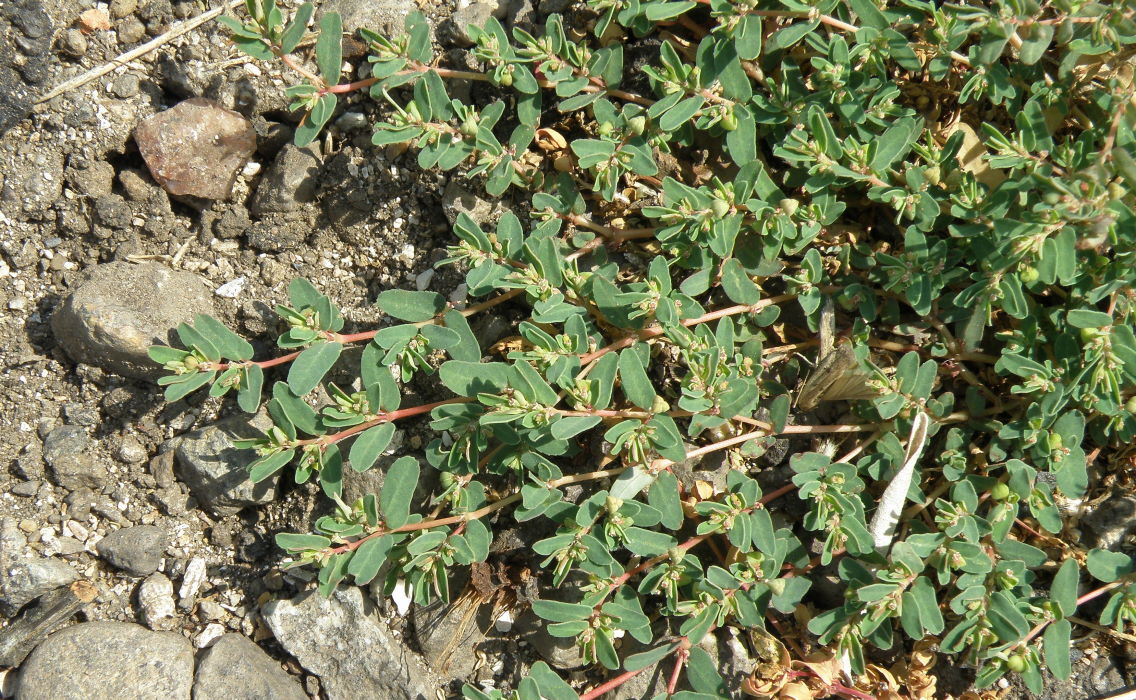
[173,415,280,516]
[95,525,167,576]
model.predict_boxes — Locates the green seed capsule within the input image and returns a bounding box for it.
[720,110,739,131]
[1019,266,1039,284]
[991,483,1010,501]
[710,199,731,218]
[779,198,800,216]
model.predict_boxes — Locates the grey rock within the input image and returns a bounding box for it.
[262,587,444,700]
[251,143,322,215]
[16,622,193,700]
[65,158,116,198]
[43,425,107,492]
[0,580,98,667]
[0,66,33,137]
[94,194,132,229]
[116,436,148,464]
[449,1,497,46]
[0,557,79,617]
[441,179,505,226]
[11,481,39,497]
[213,206,251,239]
[51,261,213,379]
[96,525,166,576]
[1082,493,1136,550]
[316,0,420,40]
[110,0,137,18]
[60,28,89,56]
[173,414,280,516]
[110,73,141,99]
[134,97,257,200]
[194,634,308,700]
[117,17,147,44]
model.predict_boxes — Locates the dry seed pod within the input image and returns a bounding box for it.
[535,128,568,152]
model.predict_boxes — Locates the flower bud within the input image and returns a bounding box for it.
[1018,266,1039,284]
[779,198,800,216]
[627,115,647,135]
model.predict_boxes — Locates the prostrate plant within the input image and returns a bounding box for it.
[155,0,1136,697]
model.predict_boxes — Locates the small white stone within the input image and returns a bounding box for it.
[415,269,435,291]
[138,573,177,630]
[244,62,261,76]
[241,161,261,178]
[195,622,226,648]
[214,276,247,298]
[494,610,513,633]
[179,557,207,606]
[390,579,413,616]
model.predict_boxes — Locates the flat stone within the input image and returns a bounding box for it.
[96,525,166,576]
[441,179,505,226]
[262,587,444,700]
[134,98,257,200]
[16,621,193,700]
[173,414,279,516]
[315,0,419,40]
[193,634,308,700]
[251,143,322,215]
[51,261,213,380]
[0,556,79,617]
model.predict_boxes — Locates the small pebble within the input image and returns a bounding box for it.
[60,28,88,57]
[11,482,39,497]
[7,297,27,311]
[110,73,140,99]
[116,436,147,464]
[109,0,137,18]
[18,519,38,533]
[116,17,146,44]
[195,623,226,648]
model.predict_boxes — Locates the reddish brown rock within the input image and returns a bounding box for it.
[133,98,256,200]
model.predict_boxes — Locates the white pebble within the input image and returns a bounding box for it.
[214,276,247,298]
[179,557,207,605]
[494,610,514,632]
[390,579,413,617]
[415,269,435,291]
[138,573,177,630]
[241,161,262,178]
[195,622,226,648]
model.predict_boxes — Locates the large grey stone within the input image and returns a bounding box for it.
[16,622,193,700]
[251,143,322,215]
[315,0,419,39]
[95,525,166,576]
[193,634,308,700]
[262,587,444,700]
[0,556,78,617]
[51,262,213,380]
[173,414,279,516]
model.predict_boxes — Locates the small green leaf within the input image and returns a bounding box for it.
[619,346,656,410]
[1087,549,1134,583]
[276,532,331,551]
[1043,619,1072,680]
[349,423,396,472]
[288,341,343,395]
[531,599,593,622]
[381,456,420,528]
[249,449,295,482]
[721,258,760,305]
[439,361,511,396]
[377,289,447,322]
[315,11,342,85]
[280,2,313,53]
[1052,558,1079,618]
[346,535,392,584]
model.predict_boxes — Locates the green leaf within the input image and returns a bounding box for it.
[288,341,343,395]
[347,535,392,584]
[377,289,447,322]
[648,470,684,529]
[163,371,216,402]
[1052,558,1079,618]
[281,2,313,53]
[1087,549,1134,583]
[685,646,727,694]
[249,449,295,482]
[1043,619,1072,680]
[439,361,511,396]
[624,641,680,672]
[871,117,919,172]
[720,258,760,305]
[349,423,396,472]
[529,662,579,700]
[531,599,593,622]
[320,444,343,498]
[442,310,481,362]
[659,96,704,132]
[177,322,220,361]
[1066,309,1113,328]
[237,364,263,412]
[192,314,254,360]
[619,346,656,410]
[276,532,331,551]
[315,11,342,85]
[381,456,420,528]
